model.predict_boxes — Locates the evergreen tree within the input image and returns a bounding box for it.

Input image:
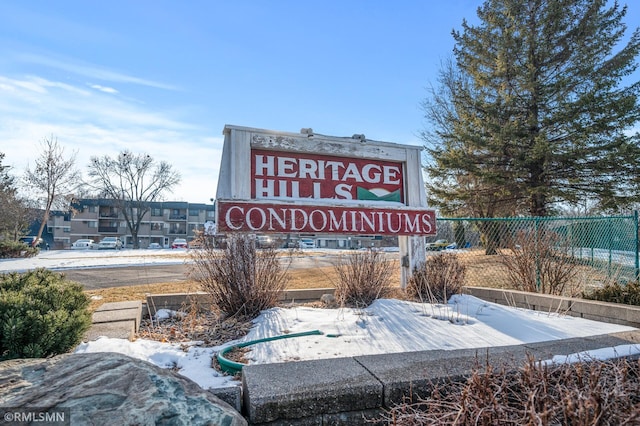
[423,0,640,217]
[0,153,31,240]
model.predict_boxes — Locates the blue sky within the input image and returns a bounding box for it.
[1,1,638,204]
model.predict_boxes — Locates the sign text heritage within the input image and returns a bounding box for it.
[251,149,404,202]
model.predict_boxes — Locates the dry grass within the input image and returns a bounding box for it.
[84,249,601,311]
[84,266,371,310]
[458,249,512,288]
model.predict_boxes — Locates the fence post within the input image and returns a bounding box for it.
[535,218,541,291]
[635,210,639,282]
[608,217,613,279]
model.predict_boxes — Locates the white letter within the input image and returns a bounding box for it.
[422,214,433,234]
[309,210,328,232]
[329,210,348,231]
[403,213,420,233]
[290,208,308,231]
[358,211,376,233]
[335,184,353,199]
[325,161,344,180]
[383,166,401,184]
[277,157,297,177]
[342,163,363,182]
[246,207,267,231]
[225,206,244,230]
[255,179,274,198]
[385,212,402,233]
[362,164,382,183]
[267,208,287,231]
[255,155,274,176]
[299,159,318,179]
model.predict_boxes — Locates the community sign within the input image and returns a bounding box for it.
[216,125,436,236]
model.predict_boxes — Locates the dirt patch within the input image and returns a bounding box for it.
[137,308,252,346]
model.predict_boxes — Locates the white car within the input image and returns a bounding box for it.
[147,242,162,249]
[298,238,315,249]
[71,239,95,250]
[97,237,123,250]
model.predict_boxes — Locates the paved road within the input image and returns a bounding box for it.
[64,264,190,290]
[64,251,400,290]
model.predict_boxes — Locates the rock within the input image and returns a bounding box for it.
[320,293,337,307]
[0,352,246,426]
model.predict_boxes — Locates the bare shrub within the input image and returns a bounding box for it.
[332,250,394,308]
[379,357,640,425]
[406,253,465,303]
[188,234,289,320]
[499,229,579,295]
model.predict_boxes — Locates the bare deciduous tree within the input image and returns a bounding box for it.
[24,136,80,243]
[86,150,180,249]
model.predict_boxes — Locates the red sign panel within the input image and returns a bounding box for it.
[251,149,404,203]
[217,200,436,236]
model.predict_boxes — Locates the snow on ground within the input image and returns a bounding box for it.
[0,248,190,273]
[4,249,640,390]
[75,294,639,391]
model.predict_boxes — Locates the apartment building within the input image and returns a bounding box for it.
[47,199,215,249]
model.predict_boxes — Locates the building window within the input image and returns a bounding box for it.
[189,209,199,216]
[88,221,97,228]
[152,208,162,216]
[88,206,97,213]
[207,210,215,219]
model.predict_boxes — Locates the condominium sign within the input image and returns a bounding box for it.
[215,125,435,236]
[218,201,434,235]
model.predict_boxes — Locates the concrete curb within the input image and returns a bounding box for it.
[242,330,640,424]
[85,301,142,341]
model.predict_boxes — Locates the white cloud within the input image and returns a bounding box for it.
[16,53,179,91]
[0,72,223,204]
[89,84,119,94]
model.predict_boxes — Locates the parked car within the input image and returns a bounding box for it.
[71,239,95,250]
[256,235,275,248]
[426,239,449,251]
[147,242,162,249]
[97,237,123,250]
[19,236,43,248]
[171,238,188,249]
[298,238,315,249]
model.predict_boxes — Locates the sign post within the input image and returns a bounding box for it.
[215,125,435,288]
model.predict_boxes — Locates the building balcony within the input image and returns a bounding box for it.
[98,226,118,233]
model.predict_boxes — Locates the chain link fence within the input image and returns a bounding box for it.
[430,214,639,295]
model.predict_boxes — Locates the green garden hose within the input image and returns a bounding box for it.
[217,329,324,374]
